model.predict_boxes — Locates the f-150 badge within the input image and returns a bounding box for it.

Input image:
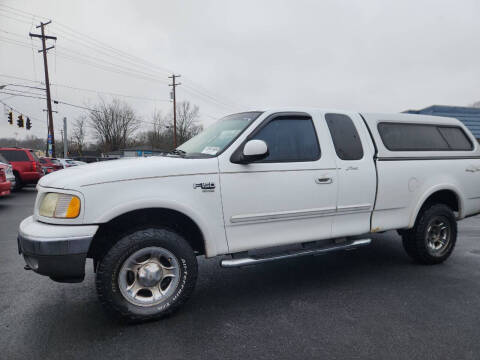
[193,182,215,191]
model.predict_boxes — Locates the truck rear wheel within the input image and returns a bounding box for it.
[402,203,457,264]
[95,227,198,322]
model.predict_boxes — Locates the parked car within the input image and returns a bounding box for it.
[72,160,87,166]
[0,147,42,190]
[18,109,480,322]
[0,154,16,189]
[57,158,78,168]
[0,162,11,197]
[39,157,63,174]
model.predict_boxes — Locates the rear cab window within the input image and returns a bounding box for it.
[377,123,473,151]
[325,113,364,160]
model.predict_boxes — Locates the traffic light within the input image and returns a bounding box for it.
[25,117,32,130]
[17,114,24,128]
[7,111,13,125]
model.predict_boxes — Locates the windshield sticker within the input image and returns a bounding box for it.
[201,146,220,155]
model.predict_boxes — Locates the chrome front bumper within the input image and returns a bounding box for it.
[18,216,98,283]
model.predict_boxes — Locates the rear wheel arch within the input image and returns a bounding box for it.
[410,187,462,228]
[88,208,206,264]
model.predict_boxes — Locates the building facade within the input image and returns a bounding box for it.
[404,105,480,140]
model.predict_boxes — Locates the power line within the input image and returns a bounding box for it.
[0,4,246,116]
[0,37,237,113]
[51,83,170,103]
[0,74,170,103]
[4,84,46,91]
[0,4,245,110]
[0,35,170,84]
[0,90,46,100]
[0,74,43,84]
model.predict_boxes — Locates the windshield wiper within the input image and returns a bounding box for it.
[169,149,187,157]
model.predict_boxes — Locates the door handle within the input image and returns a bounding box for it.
[315,177,333,184]
[346,166,359,171]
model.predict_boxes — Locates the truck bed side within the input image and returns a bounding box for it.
[361,112,480,232]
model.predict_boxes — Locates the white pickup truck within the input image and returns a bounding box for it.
[18,108,480,322]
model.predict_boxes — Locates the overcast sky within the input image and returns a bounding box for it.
[1,0,479,141]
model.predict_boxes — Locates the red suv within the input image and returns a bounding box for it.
[0,147,43,190]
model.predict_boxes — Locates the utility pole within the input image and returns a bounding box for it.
[63,117,68,158]
[168,74,181,148]
[43,108,58,157]
[30,21,57,157]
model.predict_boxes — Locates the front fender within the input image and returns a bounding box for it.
[95,198,221,257]
[81,172,227,257]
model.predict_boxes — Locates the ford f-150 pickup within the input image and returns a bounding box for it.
[17,108,480,322]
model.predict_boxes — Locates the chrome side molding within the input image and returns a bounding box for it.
[220,238,371,268]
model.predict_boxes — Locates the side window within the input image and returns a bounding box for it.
[0,150,29,161]
[378,123,473,151]
[438,127,473,151]
[325,113,364,160]
[252,116,320,162]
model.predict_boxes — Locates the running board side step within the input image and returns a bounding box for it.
[220,238,371,268]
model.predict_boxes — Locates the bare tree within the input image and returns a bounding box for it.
[471,101,480,108]
[123,101,203,151]
[0,135,44,150]
[168,101,203,145]
[148,109,166,148]
[88,98,140,152]
[71,115,87,155]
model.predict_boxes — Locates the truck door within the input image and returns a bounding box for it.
[324,112,377,237]
[218,112,338,253]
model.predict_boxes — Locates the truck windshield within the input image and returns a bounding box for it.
[177,111,262,156]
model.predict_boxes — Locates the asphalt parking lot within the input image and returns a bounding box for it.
[1,189,480,359]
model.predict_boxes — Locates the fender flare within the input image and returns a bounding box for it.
[95,198,217,257]
[408,184,464,228]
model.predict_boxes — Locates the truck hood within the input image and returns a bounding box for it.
[38,156,219,190]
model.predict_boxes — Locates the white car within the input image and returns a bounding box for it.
[57,158,78,168]
[0,154,15,188]
[18,108,480,322]
[72,160,87,166]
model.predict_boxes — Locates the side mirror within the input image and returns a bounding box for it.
[239,139,269,164]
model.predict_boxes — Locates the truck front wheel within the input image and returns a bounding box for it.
[95,227,198,322]
[402,203,457,264]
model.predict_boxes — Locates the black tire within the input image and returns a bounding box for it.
[96,227,198,323]
[13,173,23,191]
[402,203,457,265]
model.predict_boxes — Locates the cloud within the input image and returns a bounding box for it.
[1,0,479,140]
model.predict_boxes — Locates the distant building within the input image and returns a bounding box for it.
[404,105,480,140]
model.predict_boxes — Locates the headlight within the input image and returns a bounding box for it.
[39,193,81,218]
